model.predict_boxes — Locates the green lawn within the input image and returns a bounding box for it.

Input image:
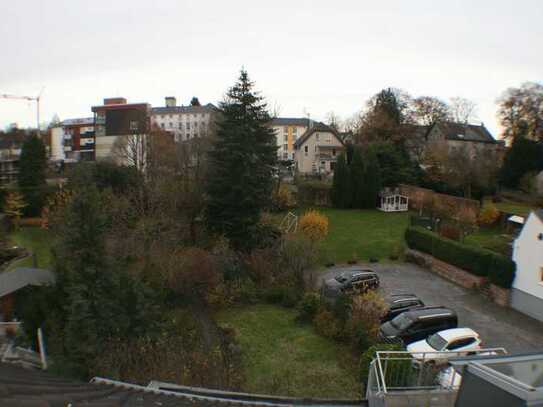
[216,304,360,398]
[7,227,53,270]
[276,208,409,264]
[464,228,513,256]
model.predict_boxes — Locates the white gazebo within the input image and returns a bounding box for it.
[378,192,409,212]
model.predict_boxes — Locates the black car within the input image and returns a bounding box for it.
[322,269,380,298]
[379,306,458,345]
[381,293,425,323]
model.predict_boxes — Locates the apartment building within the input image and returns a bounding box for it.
[293,123,344,175]
[270,117,310,161]
[50,117,95,162]
[91,98,151,161]
[151,97,218,142]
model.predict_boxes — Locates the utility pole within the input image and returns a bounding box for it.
[0,89,44,138]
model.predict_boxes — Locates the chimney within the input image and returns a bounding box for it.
[104,97,127,105]
[165,97,176,107]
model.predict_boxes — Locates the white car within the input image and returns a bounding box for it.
[407,328,482,362]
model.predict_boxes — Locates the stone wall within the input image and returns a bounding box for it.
[405,249,511,308]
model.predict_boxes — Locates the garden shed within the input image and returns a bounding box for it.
[378,192,409,212]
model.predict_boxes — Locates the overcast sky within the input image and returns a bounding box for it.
[1,0,542,136]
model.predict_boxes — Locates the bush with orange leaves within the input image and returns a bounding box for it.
[299,210,329,242]
[478,205,500,226]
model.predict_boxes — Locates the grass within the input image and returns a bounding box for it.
[274,208,409,264]
[216,304,360,398]
[464,227,513,256]
[483,198,535,217]
[7,227,53,271]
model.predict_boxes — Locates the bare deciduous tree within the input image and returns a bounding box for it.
[449,97,477,124]
[412,96,450,126]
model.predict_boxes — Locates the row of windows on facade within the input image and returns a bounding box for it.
[160,122,208,130]
[157,113,209,120]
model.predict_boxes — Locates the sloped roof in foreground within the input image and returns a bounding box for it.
[0,363,367,406]
[0,268,55,298]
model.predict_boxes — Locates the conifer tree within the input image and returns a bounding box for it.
[206,70,277,250]
[361,151,382,209]
[350,148,365,208]
[331,153,351,208]
[17,134,47,216]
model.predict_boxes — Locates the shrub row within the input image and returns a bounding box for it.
[405,226,516,288]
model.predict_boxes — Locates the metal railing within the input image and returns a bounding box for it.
[367,348,507,398]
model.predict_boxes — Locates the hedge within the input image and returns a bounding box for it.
[405,227,516,288]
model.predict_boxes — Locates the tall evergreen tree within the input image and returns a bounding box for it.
[350,148,365,208]
[17,134,47,216]
[206,70,277,250]
[361,151,382,209]
[331,153,351,208]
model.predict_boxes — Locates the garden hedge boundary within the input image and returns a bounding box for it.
[405,226,516,288]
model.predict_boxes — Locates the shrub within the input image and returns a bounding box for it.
[297,180,331,206]
[238,279,259,304]
[439,224,462,241]
[347,291,387,346]
[299,210,329,242]
[264,286,287,304]
[272,184,296,211]
[313,308,342,339]
[479,205,501,226]
[296,292,321,323]
[281,288,299,308]
[405,226,516,287]
[359,343,405,387]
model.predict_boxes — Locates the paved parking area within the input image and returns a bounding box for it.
[320,263,543,353]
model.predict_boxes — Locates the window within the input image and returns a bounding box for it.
[316,133,319,141]
[304,145,308,156]
[129,121,138,131]
[540,268,543,284]
[169,122,173,128]
[292,127,297,134]
[179,123,183,129]
[160,123,165,129]
[283,144,288,151]
[169,114,172,119]
[283,127,288,134]
[314,146,318,152]
[447,337,476,350]
[186,122,190,130]
[332,149,336,156]
[283,134,288,142]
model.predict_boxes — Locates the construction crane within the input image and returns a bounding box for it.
[0,89,44,138]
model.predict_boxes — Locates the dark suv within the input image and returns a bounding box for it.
[381,294,425,323]
[323,269,380,298]
[379,306,458,345]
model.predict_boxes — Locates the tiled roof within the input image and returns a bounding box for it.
[270,117,310,127]
[434,122,497,144]
[0,363,367,406]
[293,123,344,149]
[151,103,218,115]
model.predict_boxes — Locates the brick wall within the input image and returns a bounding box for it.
[406,249,511,308]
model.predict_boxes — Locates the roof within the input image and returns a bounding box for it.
[437,328,479,341]
[508,215,525,224]
[270,117,310,127]
[293,123,344,149]
[62,117,94,126]
[91,103,151,113]
[151,103,218,115]
[0,268,55,298]
[0,363,367,406]
[432,122,498,144]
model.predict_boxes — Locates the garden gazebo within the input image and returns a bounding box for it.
[378,192,409,212]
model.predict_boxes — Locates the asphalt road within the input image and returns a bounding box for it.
[319,263,543,354]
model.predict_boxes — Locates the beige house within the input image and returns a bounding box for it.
[294,123,344,175]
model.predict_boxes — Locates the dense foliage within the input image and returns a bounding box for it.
[499,137,543,189]
[405,226,516,288]
[206,70,278,250]
[17,135,48,216]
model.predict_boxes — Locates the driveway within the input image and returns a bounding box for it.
[319,263,543,354]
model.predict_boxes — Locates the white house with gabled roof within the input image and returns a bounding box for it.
[511,209,543,322]
[293,123,344,175]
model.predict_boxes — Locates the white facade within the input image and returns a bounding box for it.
[511,210,543,322]
[272,122,309,160]
[151,101,217,142]
[50,127,65,161]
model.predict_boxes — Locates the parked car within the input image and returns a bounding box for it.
[322,269,379,299]
[381,293,425,323]
[407,328,482,362]
[379,306,458,345]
